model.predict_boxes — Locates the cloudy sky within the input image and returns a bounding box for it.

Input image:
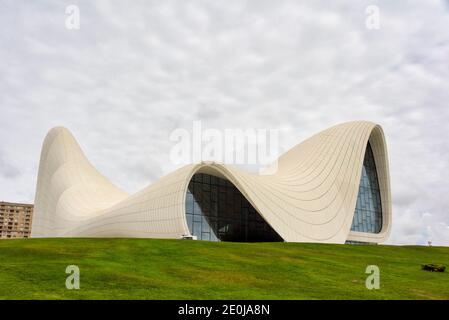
[1,0,448,245]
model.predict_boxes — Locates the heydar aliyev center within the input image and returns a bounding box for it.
[31,121,391,244]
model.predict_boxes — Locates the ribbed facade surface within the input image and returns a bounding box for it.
[31,121,392,244]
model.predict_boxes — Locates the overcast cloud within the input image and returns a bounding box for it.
[1,0,448,245]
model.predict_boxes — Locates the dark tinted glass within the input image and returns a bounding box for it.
[351,143,382,233]
[186,173,283,242]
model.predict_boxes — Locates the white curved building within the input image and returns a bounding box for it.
[31,121,391,244]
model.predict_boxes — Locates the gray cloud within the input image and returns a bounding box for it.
[0,153,21,179]
[0,0,448,245]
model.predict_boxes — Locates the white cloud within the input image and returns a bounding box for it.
[0,0,448,245]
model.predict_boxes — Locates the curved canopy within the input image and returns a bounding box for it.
[31,121,391,243]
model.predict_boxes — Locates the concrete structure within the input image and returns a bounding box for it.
[0,202,33,239]
[31,121,391,244]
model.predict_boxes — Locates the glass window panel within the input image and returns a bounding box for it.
[193,222,202,235]
[185,173,282,242]
[351,143,382,233]
[186,193,194,214]
[186,213,193,231]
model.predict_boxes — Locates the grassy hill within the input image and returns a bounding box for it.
[0,238,448,300]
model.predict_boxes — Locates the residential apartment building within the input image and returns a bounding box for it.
[0,202,33,239]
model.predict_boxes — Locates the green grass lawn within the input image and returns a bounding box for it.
[0,238,448,300]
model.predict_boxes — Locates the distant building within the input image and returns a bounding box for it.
[0,202,33,239]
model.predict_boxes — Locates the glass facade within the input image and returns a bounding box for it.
[351,143,382,233]
[185,173,283,242]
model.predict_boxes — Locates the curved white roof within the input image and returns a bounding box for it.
[31,121,391,243]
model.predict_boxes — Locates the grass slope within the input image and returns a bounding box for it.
[0,238,448,300]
